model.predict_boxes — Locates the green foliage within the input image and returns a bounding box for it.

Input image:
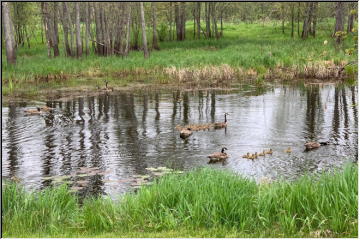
[2,164,358,237]
[157,23,168,42]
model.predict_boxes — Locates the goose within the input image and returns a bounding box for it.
[258,150,266,157]
[180,127,192,139]
[265,149,273,155]
[208,147,228,164]
[305,141,329,151]
[242,152,251,159]
[284,147,292,153]
[40,106,55,112]
[24,107,42,115]
[213,113,229,129]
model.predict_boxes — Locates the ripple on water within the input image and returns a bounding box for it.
[1,84,358,197]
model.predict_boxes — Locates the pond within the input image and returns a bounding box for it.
[2,83,358,198]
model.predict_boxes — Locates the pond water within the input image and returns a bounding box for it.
[2,83,358,198]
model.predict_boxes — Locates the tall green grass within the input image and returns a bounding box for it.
[2,164,358,237]
[2,21,357,96]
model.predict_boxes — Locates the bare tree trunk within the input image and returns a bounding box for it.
[311,2,318,37]
[94,3,103,55]
[151,2,159,50]
[61,2,72,56]
[334,2,345,34]
[75,2,82,57]
[124,3,131,56]
[347,3,355,33]
[85,2,90,55]
[196,2,201,39]
[139,2,149,58]
[169,2,173,41]
[41,2,53,58]
[281,3,285,34]
[64,2,74,56]
[180,2,186,40]
[175,2,181,41]
[291,3,294,38]
[2,2,16,64]
[205,2,211,38]
[52,2,60,57]
[302,2,314,39]
[211,2,219,39]
[297,2,300,37]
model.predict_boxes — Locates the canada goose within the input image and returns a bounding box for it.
[248,153,256,160]
[213,113,229,129]
[265,149,273,155]
[24,107,42,115]
[208,147,228,163]
[242,152,251,159]
[40,106,55,112]
[305,141,329,151]
[284,147,292,153]
[180,127,192,139]
[258,150,266,157]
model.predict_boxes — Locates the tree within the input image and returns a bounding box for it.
[139,2,149,58]
[2,2,16,64]
[302,2,315,39]
[334,2,345,34]
[151,2,160,50]
[75,2,82,57]
[347,3,356,33]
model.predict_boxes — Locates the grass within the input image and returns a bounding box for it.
[1,21,358,97]
[2,163,357,238]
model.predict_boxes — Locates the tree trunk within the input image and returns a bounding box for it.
[52,3,60,57]
[124,3,131,56]
[196,2,201,39]
[334,2,345,34]
[61,2,72,56]
[2,2,16,64]
[85,2,90,55]
[302,2,314,39]
[64,2,74,56]
[311,2,318,37]
[175,2,181,41]
[41,2,53,58]
[212,3,219,39]
[75,2,82,57]
[94,3,103,55]
[180,2,186,40]
[297,2,300,37]
[139,2,149,58]
[291,3,294,38]
[205,2,211,38]
[347,3,356,33]
[151,2,159,50]
[169,2,173,41]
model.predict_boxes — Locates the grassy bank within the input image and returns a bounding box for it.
[2,164,357,238]
[2,22,357,97]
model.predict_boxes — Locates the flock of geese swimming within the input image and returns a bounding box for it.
[24,106,330,165]
[177,113,330,164]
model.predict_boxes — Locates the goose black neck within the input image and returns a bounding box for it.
[224,114,227,123]
[221,148,225,153]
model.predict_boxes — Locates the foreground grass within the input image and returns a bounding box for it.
[2,164,357,238]
[2,21,357,97]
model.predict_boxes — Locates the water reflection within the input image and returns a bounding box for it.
[2,84,357,197]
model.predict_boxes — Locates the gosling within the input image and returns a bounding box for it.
[180,128,192,139]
